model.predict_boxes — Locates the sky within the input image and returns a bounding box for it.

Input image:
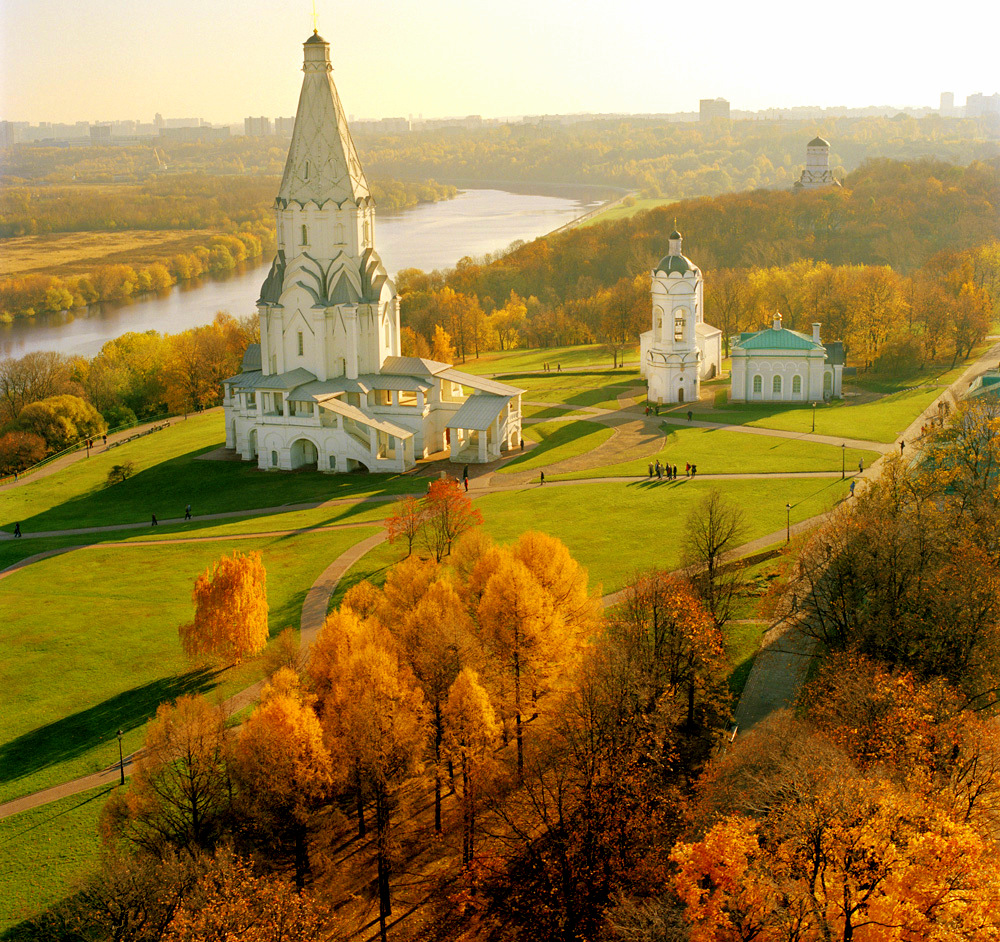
[1,0,997,124]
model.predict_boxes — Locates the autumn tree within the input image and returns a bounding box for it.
[682,489,749,628]
[101,695,231,858]
[610,571,730,738]
[178,550,269,664]
[163,854,335,942]
[443,668,500,865]
[231,669,333,888]
[0,430,46,474]
[420,476,483,561]
[16,393,106,450]
[0,350,77,424]
[333,632,428,942]
[384,494,425,557]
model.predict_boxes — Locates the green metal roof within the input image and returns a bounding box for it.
[733,327,824,352]
[808,136,829,147]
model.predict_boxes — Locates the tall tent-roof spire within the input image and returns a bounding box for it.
[277,33,371,206]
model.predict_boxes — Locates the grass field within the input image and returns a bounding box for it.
[550,423,880,478]
[0,527,378,804]
[1,412,421,535]
[459,344,637,375]
[581,197,674,226]
[499,420,614,473]
[687,386,942,443]
[0,229,222,279]
[512,371,645,410]
[0,786,109,933]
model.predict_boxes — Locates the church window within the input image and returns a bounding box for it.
[674,313,685,342]
[753,375,762,394]
[297,331,303,356]
[271,450,278,467]
[301,224,308,245]
[335,223,345,244]
[329,455,337,470]
[772,375,782,395]
[792,375,802,395]
[304,161,310,180]
[247,392,256,409]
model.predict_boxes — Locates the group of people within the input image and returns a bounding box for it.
[150,504,192,527]
[541,363,561,372]
[648,460,696,480]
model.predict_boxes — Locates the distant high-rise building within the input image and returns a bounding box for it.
[89,124,112,143]
[794,137,840,189]
[154,112,164,128]
[940,92,955,116]
[966,93,1000,117]
[0,121,21,147]
[274,116,295,135]
[699,98,730,121]
[244,116,273,136]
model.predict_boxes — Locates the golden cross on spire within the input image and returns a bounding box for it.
[312,0,318,32]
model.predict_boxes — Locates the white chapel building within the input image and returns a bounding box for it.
[639,230,722,404]
[730,314,844,402]
[794,136,840,189]
[223,32,523,472]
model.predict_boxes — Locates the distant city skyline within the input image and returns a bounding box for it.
[1,0,997,125]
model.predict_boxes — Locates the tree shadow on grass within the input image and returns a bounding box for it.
[0,668,221,789]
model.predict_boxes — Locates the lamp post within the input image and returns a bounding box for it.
[841,443,845,480]
[117,729,125,786]
[786,502,791,543]
[811,401,816,433]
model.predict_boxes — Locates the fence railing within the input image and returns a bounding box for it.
[1,410,182,487]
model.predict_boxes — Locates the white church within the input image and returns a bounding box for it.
[639,230,722,404]
[223,32,523,473]
[794,136,840,189]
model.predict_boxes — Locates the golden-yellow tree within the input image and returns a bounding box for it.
[178,551,268,664]
[443,667,500,866]
[231,669,333,888]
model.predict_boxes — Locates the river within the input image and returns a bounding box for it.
[0,187,608,359]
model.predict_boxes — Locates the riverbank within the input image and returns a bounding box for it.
[1,187,599,358]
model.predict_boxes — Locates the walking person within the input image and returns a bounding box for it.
[520,438,524,451]
[685,462,691,477]
[184,504,192,520]
[850,480,856,497]
[691,464,697,477]
[102,434,107,446]
[648,462,653,478]
[900,440,905,455]
[12,470,17,483]
[151,513,158,527]
[657,463,663,480]
[463,473,469,492]
[540,471,545,485]
[13,522,21,538]
[858,459,863,474]
[673,465,678,479]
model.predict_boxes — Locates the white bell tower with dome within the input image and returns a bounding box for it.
[639,229,722,404]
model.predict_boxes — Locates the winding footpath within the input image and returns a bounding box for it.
[2,339,998,820]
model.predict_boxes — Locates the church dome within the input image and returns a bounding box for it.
[655,254,694,275]
[808,136,829,147]
[305,31,327,44]
[669,228,682,240]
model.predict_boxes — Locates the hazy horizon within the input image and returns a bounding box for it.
[1,0,997,125]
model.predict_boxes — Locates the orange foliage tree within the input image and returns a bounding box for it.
[178,550,268,664]
[420,477,483,561]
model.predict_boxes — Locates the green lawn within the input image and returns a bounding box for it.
[0,527,378,804]
[1,412,421,535]
[512,370,645,410]
[521,404,590,420]
[459,343,637,375]
[550,423,879,478]
[0,786,108,933]
[476,478,847,594]
[582,197,674,226]
[724,622,769,697]
[690,385,942,443]
[499,420,615,474]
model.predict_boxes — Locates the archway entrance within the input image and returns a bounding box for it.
[247,428,258,459]
[289,438,318,470]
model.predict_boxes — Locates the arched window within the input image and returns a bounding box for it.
[301,224,308,245]
[384,319,390,348]
[773,375,783,395]
[792,375,802,395]
[674,312,685,342]
[753,374,762,394]
[363,217,371,245]
[270,450,278,467]
[335,223,345,244]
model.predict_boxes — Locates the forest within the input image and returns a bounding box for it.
[361,113,998,198]
[398,158,1000,370]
